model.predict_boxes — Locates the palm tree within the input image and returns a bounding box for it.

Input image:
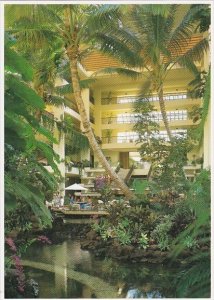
[95,4,209,142]
[5,4,135,199]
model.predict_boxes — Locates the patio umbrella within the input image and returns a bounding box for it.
[65,183,88,191]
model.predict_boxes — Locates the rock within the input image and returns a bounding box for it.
[120,245,134,257]
[81,240,93,249]
[148,244,159,251]
[86,230,97,240]
[130,249,144,260]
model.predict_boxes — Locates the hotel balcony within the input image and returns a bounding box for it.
[101,135,139,151]
[100,92,201,111]
[183,164,202,180]
[101,110,197,130]
[65,166,80,177]
[101,129,188,150]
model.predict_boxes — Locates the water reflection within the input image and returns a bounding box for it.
[24,239,177,298]
[25,240,95,298]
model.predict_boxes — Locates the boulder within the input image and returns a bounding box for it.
[86,230,97,240]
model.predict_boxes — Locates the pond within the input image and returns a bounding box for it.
[23,238,179,298]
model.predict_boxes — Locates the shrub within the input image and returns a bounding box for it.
[170,200,194,236]
[138,233,149,249]
[183,235,198,249]
[114,227,131,245]
[151,215,173,251]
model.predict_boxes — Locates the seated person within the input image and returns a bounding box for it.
[84,197,94,210]
[76,197,81,202]
[69,194,75,204]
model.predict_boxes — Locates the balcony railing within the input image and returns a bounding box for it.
[102,111,188,124]
[102,130,187,144]
[101,92,188,105]
[102,136,138,144]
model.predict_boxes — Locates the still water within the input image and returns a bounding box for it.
[23,238,179,298]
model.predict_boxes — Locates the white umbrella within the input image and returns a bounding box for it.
[65,183,88,191]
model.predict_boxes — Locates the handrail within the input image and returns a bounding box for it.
[101,112,188,124]
[102,136,138,144]
[101,92,189,105]
[102,130,187,144]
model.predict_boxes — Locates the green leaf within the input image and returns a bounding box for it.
[5,45,33,81]
[93,67,142,79]
[5,192,17,212]
[5,74,45,110]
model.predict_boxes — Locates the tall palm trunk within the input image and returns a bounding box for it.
[158,86,173,142]
[67,51,134,200]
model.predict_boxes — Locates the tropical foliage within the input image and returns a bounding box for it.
[134,97,192,194]
[4,36,63,297]
[94,175,113,204]
[5,36,61,229]
[188,67,210,145]
[64,115,89,156]
[90,161,210,298]
[5,4,135,199]
[171,170,210,298]
[4,3,210,298]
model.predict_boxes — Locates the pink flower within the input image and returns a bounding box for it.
[5,237,17,252]
[12,255,25,293]
[37,235,52,244]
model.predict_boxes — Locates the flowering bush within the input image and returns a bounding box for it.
[5,235,52,296]
[94,175,113,203]
[37,235,52,244]
[5,237,25,293]
[94,175,110,190]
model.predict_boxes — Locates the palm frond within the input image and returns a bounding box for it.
[5,43,33,81]
[45,95,64,106]
[95,33,143,67]
[176,56,199,75]
[5,174,52,226]
[86,4,120,32]
[5,73,44,110]
[93,67,142,79]
[142,4,172,17]
[35,140,61,173]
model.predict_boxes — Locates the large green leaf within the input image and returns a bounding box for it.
[35,140,61,173]
[5,74,45,110]
[5,174,52,226]
[5,45,33,81]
